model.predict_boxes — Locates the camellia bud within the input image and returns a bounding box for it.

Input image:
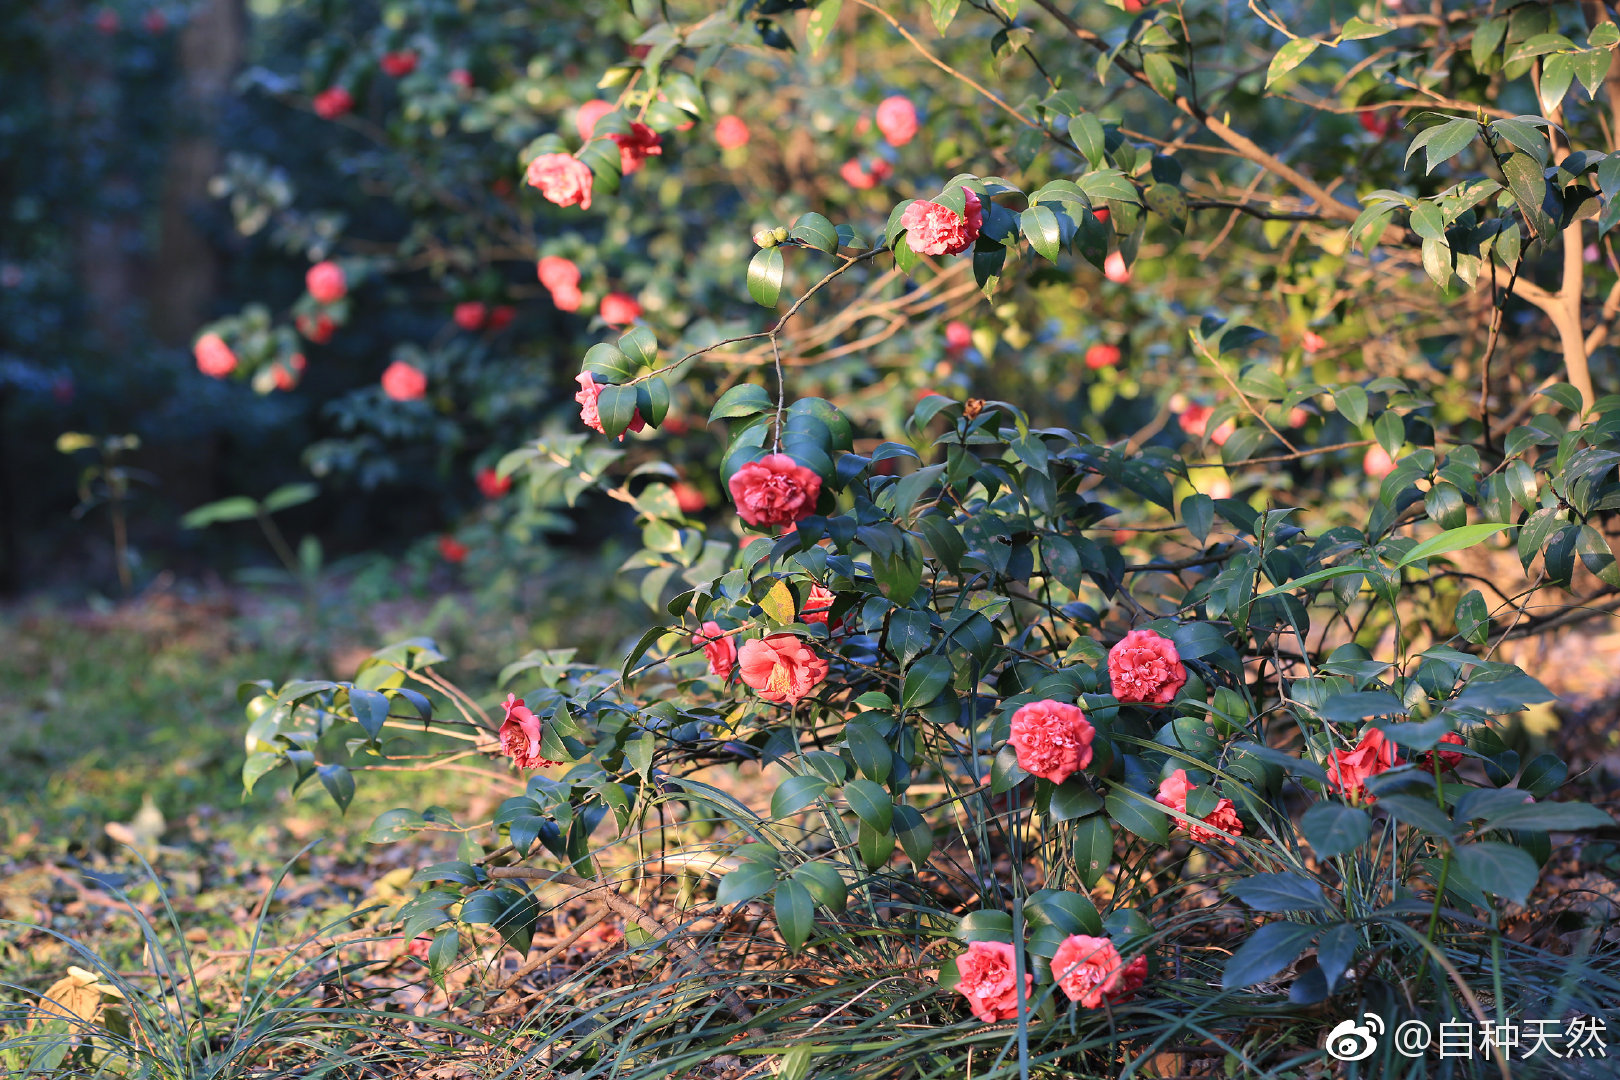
[754,229,777,248]
[772,226,790,243]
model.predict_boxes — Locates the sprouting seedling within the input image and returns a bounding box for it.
[57,432,153,595]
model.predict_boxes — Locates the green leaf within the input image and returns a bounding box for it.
[1301,803,1371,858]
[929,0,960,34]
[1020,205,1061,262]
[583,342,638,382]
[181,496,260,529]
[1540,52,1576,116]
[1451,841,1540,905]
[366,807,425,844]
[893,803,935,865]
[771,774,829,818]
[595,385,639,438]
[775,878,815,951]
[793,862,847,912]
[1048,778,1103,822]
[1222,921,1316,989]
[956,908,1014,943]
[348,687,391,741]
[1068,114,1106,169]
[1575,50,1610,100]
[1182,493,1213,544]
[1483,801,1613,832]
[1378,793,1454,837]
[903,654,952,709]
[1501,151,1557,239]
[759,580,796,624]
[1266,38,1318,88]
[1228,873,1329,912]
[710,383,774,421]
[316,763,354,812]
[1077,170,1139,204]
[804,0,841,57]
[716,860,776,906]
[1339,17,1392,41]
[747,246,785,307]
[790,211,838,253]
[262,482,318,514]
[1404,118,1479,175]
[1455,589,1489,644]
[1396,523,1516,567]
[844,778,893,834]
[1073,815,1113,888]
[1105,787,1169,845]
[846,722,892,783]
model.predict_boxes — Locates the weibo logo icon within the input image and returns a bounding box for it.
[1325,1013,1384,1061]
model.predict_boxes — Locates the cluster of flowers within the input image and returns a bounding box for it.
[194,260,351,390]
[954,936,1147,1021]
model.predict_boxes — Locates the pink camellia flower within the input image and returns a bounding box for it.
[599,291,642,327]
[143,10,167,34]
[296,312,335,343]
[487,305,517,331]
[671,482,707,513]
[477,467,511,499]
[1585,242,1601,263]
[313,86,354,119]
[437,535,467,563]
[95,9,120,34]
[841,157,893,190]
[1104,250,1131,283]
[537,255,581,292]
[499,693,561,770]
[1287,406,1310,428]
[1108,629,1187,706]
[737,634,829,706]
[272,353,307,392]
[1178,403,1234,446]
[305,261,346,305]
[901,191,982,256]
[525,153,594,210]
[1416,731,1466,772]
[453,302,487,331]
[1302,330,1326,354]
[714,114,751,150]
[1327,727,1398,804]
[380,50,417,77]
[692,621,737,679]
[1085,343,1121,370]
[574,371,646,437]
[1050,935,1147,1008]
[612,122,663,175]
[575,99,615,140]
[1155,769,1243,843]
[404,934,434,961]
[952,940,1031,1022]
[381,360,427,401]
[551,283,583,312]
[449,68,473,90]
[800,583,845,632]
[875,95,918,146]
[1363,444,1396,479]
[194,333,237,378]
[944,321,972,353]
[728,454,822,529]
[1007,699,1094,784]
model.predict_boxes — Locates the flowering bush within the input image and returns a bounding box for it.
[226,1,1620,1074]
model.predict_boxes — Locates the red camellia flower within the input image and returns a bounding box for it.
[453,301,487,331]
[296,312,335,343]
[574,372,646,437]
[944,320,972,353]
[525,153,594,210]
[952,941,1030,1022]
[437,535,468,563]
[1108,629,1187,705]
[1363,444,1396,479]
[143,9,167,34]
[272,353,307,392]
[692,621,737,679]
[477,467,511,499]
[840,157,893,190]
[1416,731,1466,772]
[875,95,918,146]
[714,114,750,150]
[599,291,642,327]
[499,693,561,769]
[381,360,427,401]
[1156,769,1243,843]
[1093,205,1112,226]
[728,454,822,529]
[487,305,516,331]
[1007,699,1094,784]
[1302,330,1326,354]
[305,261,346,304]
[449,68,473,90]
[380,50,417,78]
[901,191,982,256]
[1104,250,1131,283]
[1178,402,1234,445]
[405,934,433,961]
[551,284,583,312]
[1050,935,1147,1008]
[193,333,237,378]
[737,634,828,706]
[612,122,663,175]
[1359,109,1393,138]
[575,99,615,140]
[313,86,354,120]
[671,481,707,513]
[95,9,120,34]
[800,583,845,632]
[1085,343,1122,370]
[537,255,581,292]
[1328,727,1399,804]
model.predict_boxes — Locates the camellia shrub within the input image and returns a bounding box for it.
[234,1,1620,1075]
